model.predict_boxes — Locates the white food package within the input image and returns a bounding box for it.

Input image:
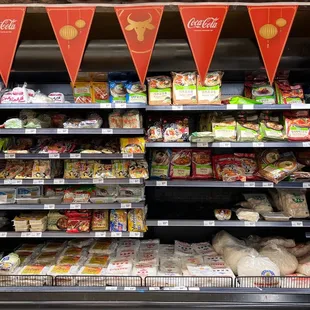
[106,258,133,276]
[260,237,296,249]
[237,254,280,277]
[174,240,195,256]
[48,92,65,103]
[212,231,245,255]
[236,208,259,222]
[203,255,226,269]
[224,245,258,274]
[288,243,310,258]
[132,263,158,279]
[140,239,160,252]
[192,242,217,256]
[297,254,310,276]
[260,245,298,275]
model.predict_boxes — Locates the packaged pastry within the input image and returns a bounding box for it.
[122,110,142,128]
[41,242,66,252]
[19,265,49,276]
[93,163,115,179]
[66,211,91,233]
[78,266,106,276]
[150,150,171,179]
[34,252,58,265]
[106,258,133,276]
[129,160,149,179]
[85,254,109,267]
[236,208,260,222]
[214,209,232,221]
[169,149,192,179]
[0,253,20,274]
[192,150,212,179]
[110,210,127,232]
[0,187,16,204]
[128,209,147,232]
[162,117,189,142]
[147,76,172,106]
[89,240,117,255]
[120,137,145,154]
[61,247,86,257]
[108,110,123,128]
[112,160,129,178]
[109,81,126,104]
[147,117,163,142]
[47,211,68,231]
[47,265,79,276]
[72,82,92,103]
[125,82,147,104]
[91,82,109,103]
[234,153,259,180]
[91,210,109,231]
[57,255,85,266]
[197,71,223,104]
[172,72,197,105]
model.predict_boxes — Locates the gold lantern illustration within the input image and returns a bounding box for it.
[75,19,86,29]
[276,18,287,28]
[259,24,278,40]
[59,25,78,41]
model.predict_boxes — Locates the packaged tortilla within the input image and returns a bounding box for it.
[109,81,126,104]
[110,210,127,232]
[125,82,147,104]
[91,210,109,231]
[120,137,145,154]
[234,153,259,180]
[285,117,310,141]
[192,150,212,179]
[256,149,280,170]
[172,72,197,105]
[169,149,192,179]
[147,76,172,106]
[129,160,149,179]
[162,117,189,142]
[72,82,92,103]
[91,82,109,103]
[197,71,223,105]
[150,150,171,179]
[128,209,147,232]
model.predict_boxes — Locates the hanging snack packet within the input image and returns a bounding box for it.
[169,149,192,179]
[150,150,171,179]
[125,82,147,104]
[91,82,109,103]
[172,72,197,105]
[147,76,172,105]
[197,71,223,104]
[72,82,92,103]
[109,81,126,104]
[192,150,212,179]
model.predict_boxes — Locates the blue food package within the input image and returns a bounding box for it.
[110,209,127,232]
[109,81,127,104]
[125,82,147,104]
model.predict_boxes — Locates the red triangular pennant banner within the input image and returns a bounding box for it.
[115,6,164,84]
[179,5,228,81]
[248,6,297,84]
[0,7,26,86]
[46,7,95,84]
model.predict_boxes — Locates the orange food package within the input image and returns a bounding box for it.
[91,82,109,103]
[72,82,92,103]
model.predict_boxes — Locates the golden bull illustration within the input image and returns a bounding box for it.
[125,13,155,42]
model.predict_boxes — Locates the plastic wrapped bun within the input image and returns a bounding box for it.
[260,244,298,275]
[297,254,310,275]
[212,230,245,255]
[30,91,54,103]
[224,245,258,275]
[237,254,280,277]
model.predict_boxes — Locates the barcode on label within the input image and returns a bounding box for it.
[219,142,231,147]
[263,182,274,188]
[244,182,255,188]
[156,181,167,186]
[303,142,310,147]
[292,221,303,227]
[25,129,36,134]
[95,232,107,237]
[121,203,132,209]
[129,179,140,184]
[242,104,254,110]
[70,204,81,209]
[244,221,256,227]
[11,180,22,185]
[172,106,183,110]
[124,287,136,291]
[70,154,81,159]
[100,103,112,109]
[115,103,126,109]
[252,142,264,147]
[57,129,68,134]
[129,232,141,237]
[21,232,42,238]
[197,143,209,147]
[303,183,310,188]
[204,221,215,226]
[54,179,65,184]
[44,204,55,210]
[4,154,15,159]
[111,232,122,237]
[33,180,44,184]
[49,154,60,159]
[93,178,104,184]
[0,232,7,238]
[122,153,134,159]
[158,220,169,226]
[102,129,113,134]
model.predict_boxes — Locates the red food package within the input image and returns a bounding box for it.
[285,117,310,141]
[218,156,246,182]
[192,150,212,179]
[212,154,234,180]
[283,110,309,118]
[234,153,259,180]
[169,149,192,179]
[67,217,91,233]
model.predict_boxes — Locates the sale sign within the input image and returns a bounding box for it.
[115,6,164,84]
[0,7,26,86]
[248,6,297,84]
[46,7,95,84]
[179,5,228,81]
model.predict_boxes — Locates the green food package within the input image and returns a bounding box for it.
[237,122,260,142]
[260,121,286,141]
[229,96,262,105]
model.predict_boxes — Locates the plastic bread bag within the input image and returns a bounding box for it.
[31,91,54,104]
[297,254,310,276]
[260,120,286,141]
[277,189,309,218]
[140,239,160,252]
[129,160,149,179]
[106,258,133,276]
[116,248,137,260]
[72,82,92,103]
[243,193,273,213]
[150,149,171,180]
[147,76,172,105]
[197,71,223,104]
[108,110,123,128]
[237,121,260,142]
[236,208,260,222]
[212,231,245,255]
[212,119,237,142]
[137,250,159,266]
[132,263,158,279]
[109,81,127,104]
[125,82,147,104]
[0,253,20,274]
[174,240,195,257]
[122,110,142,128]
[259,237,295,249]
[203,255,227,269]
[172,72,197,105]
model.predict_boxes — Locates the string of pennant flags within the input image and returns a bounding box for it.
[0,4,298,86]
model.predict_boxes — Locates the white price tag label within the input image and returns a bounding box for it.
[291,104,305,110]
[244,221,256,227]
[11,180,22,185]
[158,220,169,226]
[44,204,55,210]
[111,232,122,237]
[188,287,200,291]
[100,103,112,109]
[93,178,104,184]
[244,182,255,188]
[3,180,12,185]
[197,142,209,147]
[156,181,167,187]
[102,129,113,134]
[122,153,134,159]
[204,221,215,226]
[124,287,136,291]
[57,128,68,134]
[292,221,303,227]
[70,153,81,159]
[70,204,81,209]
[252,142,264,147]
[0,232,7,238]
[226,105,238,110]
[121,203,132,209]
[172,106,183,110]
[263,182,274,188]
[49,153,60,159]
[303,142,310,147]
[25,129,36,134]
[129,232,141,237]
[303,183,310,188]
[242,104,254,110]
[54,179,65,184]
[129,179,140,184]
[149,287,160,291]
[95,232,107,237]
[164,286,187,291]
[4,154,15,159]
[115,103,126,109]
[219,142,231,147]
[105,286,117,291]
[21,232,42,238]
[33,180,44,185]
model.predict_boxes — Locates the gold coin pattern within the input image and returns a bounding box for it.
[276,18,287,28]
[75,19,86,29]
[59,25,78,41]
[259,24,278,40]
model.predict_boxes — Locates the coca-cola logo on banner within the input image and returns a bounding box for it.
[0,19,17,33]
[187,17,219,30]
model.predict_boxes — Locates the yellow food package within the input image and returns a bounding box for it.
[128,209,147,232]
[120,137,145,154]
[72,82,92,103]
[91,82,109,103]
